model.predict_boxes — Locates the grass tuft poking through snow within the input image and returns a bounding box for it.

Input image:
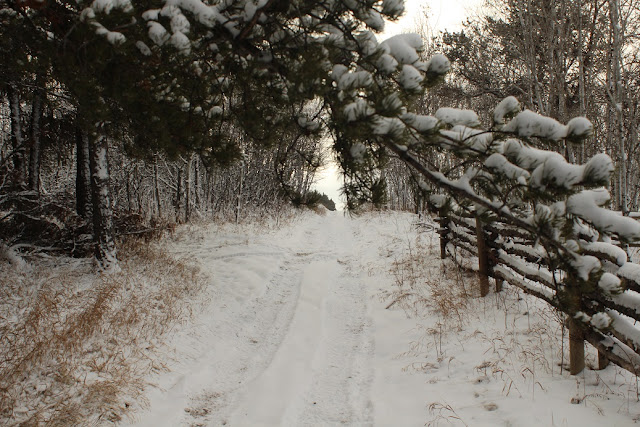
[0,238,207,425]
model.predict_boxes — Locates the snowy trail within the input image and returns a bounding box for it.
[128,211,640,427]
[130,212,378,427]
[227,215,373,426]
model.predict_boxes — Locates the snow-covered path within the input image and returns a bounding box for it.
[221,213,374,426]
[128,211,640,427]
[130,212,393,426]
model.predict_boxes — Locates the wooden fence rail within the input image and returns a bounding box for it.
[435,209,640,376]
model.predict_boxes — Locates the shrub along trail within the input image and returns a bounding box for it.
[128,211,640,426]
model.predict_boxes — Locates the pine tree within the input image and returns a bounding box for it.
[5,0,639,292]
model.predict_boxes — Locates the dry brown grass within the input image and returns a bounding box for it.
[387,238,473,328]
[0,238,207,426]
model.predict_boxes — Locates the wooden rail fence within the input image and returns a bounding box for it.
[434,208,640,376]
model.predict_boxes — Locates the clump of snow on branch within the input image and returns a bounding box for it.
[500,140,613,189]
[147,21,170,46]
[435,108,480,128]
[136,41,152,56]
[297,116,320,131]
[373,117,404,137]
[485,153,530,181]
[570,254,601,281]
[582,241,628,266]
[243,0,269,21]
[590,312,612,330]
[380,34,423,65]
[169,31,191,54]
[80,0,134,44]
[618,263,640,283]
[528,152,613,190]
[566,117,593,140]
[425,54,450,75]
[331,64,349,81]
[89,0,133,15]
[344,99,375,122]
[376,53,399,74]
[503,110,592,141]
[429,194,448,208]
[599,273,623,295]
[381,0,405,16]
[567,189,640,241]
[493,96,520,125]
[440,125,493,152]
[401,113,439,133]
[338,70,374,90]
[398,65,423,90]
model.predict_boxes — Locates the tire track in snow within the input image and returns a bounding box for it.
[178,216,337,426]
[201,258,308,425]
[226,214,375,426]
[130,214,374,427]
[285,216,375,426]
[281,260,374,426]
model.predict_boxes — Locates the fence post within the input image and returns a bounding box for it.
[486,226,503,293]
[567,287,585,375]
[475,215,490,297]
[598,351,610,370]
[438,207,449,260]
[568,317,585,375]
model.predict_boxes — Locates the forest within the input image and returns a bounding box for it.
[2,0,640,266]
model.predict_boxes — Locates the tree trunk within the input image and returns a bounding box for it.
[609,0,627,213]
[174,166,182,222]
[567,283,585,375]
[236,159,245,224]
[76,127,92,220]
[154,156,162,218]
[185,155,192,222]
[28,87,44,193]
[89,131,118,272]
[7,84,27,189]
[577,5,587,164]
[476,216,490,297]
[194,156,200,209]
[568,316,585,375]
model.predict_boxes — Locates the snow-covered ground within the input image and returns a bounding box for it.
[126,210,640,426]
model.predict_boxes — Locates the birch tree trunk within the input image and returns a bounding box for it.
[89,130,118,272]
[185,155,192,222]
[194,155,200,209]
[577,4,587,164]
[609,0,627,213]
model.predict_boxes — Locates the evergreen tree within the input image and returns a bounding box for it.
[3,0,640,297]
[318,193,337,211]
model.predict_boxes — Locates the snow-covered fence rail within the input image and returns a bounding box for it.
[438,209,640,376]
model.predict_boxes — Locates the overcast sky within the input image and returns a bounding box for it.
[314,0,483,210]
[384,0,482,37]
